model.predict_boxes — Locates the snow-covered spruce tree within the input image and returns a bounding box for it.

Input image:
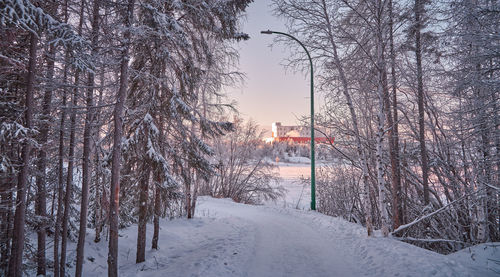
[0,0,91,275]
[103,0,252,268]
[33,2,60,275]
[0,19,33,277]
[200,119,284,204]
[0,34,33,275]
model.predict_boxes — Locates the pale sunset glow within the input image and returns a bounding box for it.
[225,1,323,134]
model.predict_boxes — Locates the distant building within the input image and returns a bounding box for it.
[269,122,333,144]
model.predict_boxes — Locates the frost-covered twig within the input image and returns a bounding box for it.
[314,127,358,167]
[394,236,468,244]
[486,184,500,191]
[392,188,483,235]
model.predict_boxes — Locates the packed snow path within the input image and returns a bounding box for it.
[78,196,481,277]
[190,198,467,277]
[198,198,363,277]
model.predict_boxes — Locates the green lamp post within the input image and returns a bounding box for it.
[261,30,316,211]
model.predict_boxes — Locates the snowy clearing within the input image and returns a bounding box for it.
[64,163,498,277]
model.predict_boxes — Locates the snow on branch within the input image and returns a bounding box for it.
[394,237,468,245]
[391,188,484,235]
[0,0,92,70]
[486,183,500,191]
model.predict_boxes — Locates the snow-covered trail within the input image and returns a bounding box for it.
[78,196,486,277]
[201,198,363,277]
[193,197,470,277]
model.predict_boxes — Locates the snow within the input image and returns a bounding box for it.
[448,243,500,276]
[270,162,311,209]
[280,155,311,164]
[58,163,496,277]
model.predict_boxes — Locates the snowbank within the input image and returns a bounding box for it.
[448,242,500,276]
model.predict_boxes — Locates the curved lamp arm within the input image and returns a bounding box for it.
[261,30,316,211]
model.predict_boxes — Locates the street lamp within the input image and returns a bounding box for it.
[261,30,316,211]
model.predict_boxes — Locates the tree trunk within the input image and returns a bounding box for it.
[35,39,57,277]
[493,87,500,240]
[75,1,100,275]
[59,65,79,277]
[375,0,390,237]
[136,159,151,263]
[94,66,105,244]
[478,108,491,242]
[108,1,135,275]
[54,4,71,276]
[191,175,199,218]
[388,0,403,229]
[415,0,429,206]
[8,33,37,277]
[185,171,192,218]
[320,0,373,235]
[476,75,492,242]
[54,51,69,277]
[152,173,161,250]
[60,1,85,271]
[0,173,14,274]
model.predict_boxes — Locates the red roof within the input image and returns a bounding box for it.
[273,137,334,144]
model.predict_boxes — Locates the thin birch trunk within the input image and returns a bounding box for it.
[388,0,403,229]
[375,0,390,237]
[493,86,500,240]
[320,0,373,236]
[477,85,492,242]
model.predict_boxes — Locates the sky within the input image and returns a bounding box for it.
[225,1,321,134]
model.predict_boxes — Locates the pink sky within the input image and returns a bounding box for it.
[226,1,323,135]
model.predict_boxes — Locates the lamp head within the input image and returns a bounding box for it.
[260,30,273,34]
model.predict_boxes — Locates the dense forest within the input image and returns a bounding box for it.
[0,0,499,276]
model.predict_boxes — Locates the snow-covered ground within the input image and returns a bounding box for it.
[66,163,499,277]
[270,162,311,209]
